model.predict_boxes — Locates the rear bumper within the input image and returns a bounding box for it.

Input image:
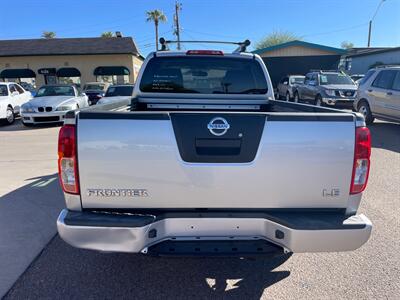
[57,209,372,255]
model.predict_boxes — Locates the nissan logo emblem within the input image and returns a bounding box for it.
[207,117,230,136]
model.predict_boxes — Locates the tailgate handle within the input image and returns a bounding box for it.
[195,138,242,156]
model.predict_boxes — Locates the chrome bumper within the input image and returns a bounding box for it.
[57,209,372,254]
[322,98,355,106]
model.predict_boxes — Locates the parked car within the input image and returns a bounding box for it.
[20,82,37,96]
[355,65,400,124]
[293,71,357,108]
[0,82,33,125]
[351,74,364,82]
[21,84,88,125]
[97,84,134,105]
[276,75,305,101]
[351,74,365,86]
[56,48,372,256]
[82,82,110,105]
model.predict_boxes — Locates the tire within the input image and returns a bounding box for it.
[315,95,323,107]
[286,92,291,102]
[294,92,300,103]
[5,106,15,125]
[358,101,374,125]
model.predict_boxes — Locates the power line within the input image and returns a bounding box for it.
[136,30,173,44]
[302,22,369,38]
[371,0,386,20]
[183,28,246,40]
[181,30,239,51]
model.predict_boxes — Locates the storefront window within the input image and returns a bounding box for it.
[38,68,57,85]
[56,68,81,87]
[94,66,130,84]
[96,75,129,84]
[45,75,57,85]
[58,76,81,87]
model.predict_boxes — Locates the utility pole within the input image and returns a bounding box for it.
[174,1,182,50]
[367,0,385,47]
[367,20,372,47]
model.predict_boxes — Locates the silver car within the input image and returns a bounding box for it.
[97,84,134,105]
[21,84,88,125]
[355,65,400,124]
[276,75,305,101]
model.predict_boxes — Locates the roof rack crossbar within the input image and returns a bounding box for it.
[159,38,250,53]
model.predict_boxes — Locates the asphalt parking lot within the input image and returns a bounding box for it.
[1,119,399,299]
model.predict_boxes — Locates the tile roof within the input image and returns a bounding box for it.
[0,37,141,57]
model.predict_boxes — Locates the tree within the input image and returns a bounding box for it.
[341,41,354,49]
[255,30,302,49]
[42,31,56,39]
[146,9,167,51]
[101,31,114,38]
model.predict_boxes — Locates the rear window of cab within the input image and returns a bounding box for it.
[139,56,268,94]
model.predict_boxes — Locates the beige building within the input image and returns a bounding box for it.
[0,37,144,88]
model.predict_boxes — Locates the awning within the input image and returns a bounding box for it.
[0,68,36,78]
[94,66,130,76]
[56,68,81,77]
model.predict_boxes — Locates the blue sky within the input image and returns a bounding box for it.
[1,0,399,56]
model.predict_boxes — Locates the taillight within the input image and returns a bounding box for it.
[350,127,371,194]
[58,125,79,194]
[186,50,223,55]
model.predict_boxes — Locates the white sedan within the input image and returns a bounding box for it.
[0,82,33,125]
[97,84,134,105]
[21,85,88,125]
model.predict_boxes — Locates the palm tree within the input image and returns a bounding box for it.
[146,10,167,50]
[42,31,56,39]
[101,31,114,38]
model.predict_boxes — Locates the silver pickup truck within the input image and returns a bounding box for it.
[56,47,372,257]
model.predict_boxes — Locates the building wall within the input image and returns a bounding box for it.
[259,46,338,57]
[263,55,342,87]
[0,54,143,87]
[349,49,400,74]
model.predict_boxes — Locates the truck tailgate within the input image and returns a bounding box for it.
[77,111,355,209]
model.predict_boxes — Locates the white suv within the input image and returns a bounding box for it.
[355,65,400,124]
[0,82,33,125]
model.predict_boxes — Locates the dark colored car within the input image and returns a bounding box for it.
[293,71,357,108]
[82,82,110,105]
